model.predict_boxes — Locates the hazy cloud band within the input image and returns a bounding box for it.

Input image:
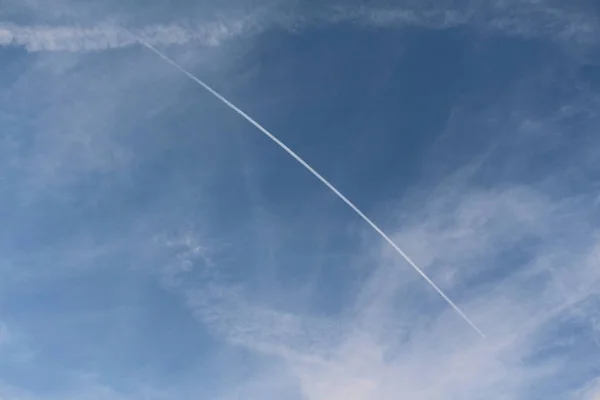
[1,3,598,52]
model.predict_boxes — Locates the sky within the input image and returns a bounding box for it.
[1,0,600,399]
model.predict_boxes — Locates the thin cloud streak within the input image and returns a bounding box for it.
[1,2,599,52]
[0,20,254,52]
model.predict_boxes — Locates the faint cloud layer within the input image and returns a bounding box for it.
[1,0,600,399]
[0,323,8,346]
[0,1,599,52]
[0,20,255,52]
[153,60,600,398]
[166,181,600,400]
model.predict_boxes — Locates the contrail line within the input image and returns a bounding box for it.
[139,40,485,338]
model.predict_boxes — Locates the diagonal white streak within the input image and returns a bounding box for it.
[139,40,485,338]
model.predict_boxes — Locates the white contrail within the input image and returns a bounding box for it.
[139,40,485,338]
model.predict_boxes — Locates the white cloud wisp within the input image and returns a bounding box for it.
[0,2,599,53]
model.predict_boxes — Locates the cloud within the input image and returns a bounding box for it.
[2,1,599,399]
[1,1,599,52]
[0,323,9,347]
[0,322,35,368]
[0,41,193,203]
[0,20,255,52]
[151,53,600,399]
[343,1,600,42]
[575,378,600,400]
[164,177,599,399]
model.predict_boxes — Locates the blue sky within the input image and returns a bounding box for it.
[1,1,600,399]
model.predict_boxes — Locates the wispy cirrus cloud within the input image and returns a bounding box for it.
[2,1,600,399]
[334,1,600,43]
[163,180,600,400]
[573,378,600,400]
[1,1,599,52]
[151,60,600,399]
[0,20,255,52]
